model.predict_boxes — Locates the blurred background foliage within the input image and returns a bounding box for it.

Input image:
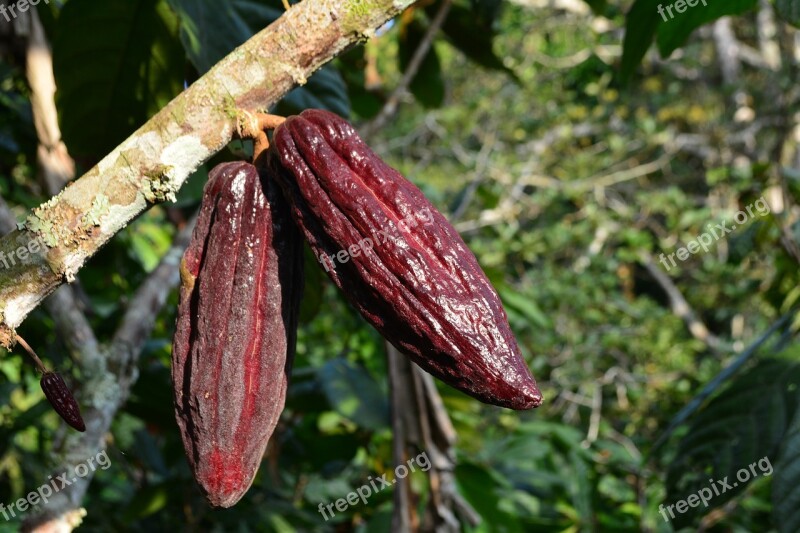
[0,0,799,531]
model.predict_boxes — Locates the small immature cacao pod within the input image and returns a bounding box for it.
[40,372,86,432]
[268,109,542,410]
[172,161,303,507]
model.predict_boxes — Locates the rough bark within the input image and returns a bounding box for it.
[386,343,479,532]
[0,0,416,348]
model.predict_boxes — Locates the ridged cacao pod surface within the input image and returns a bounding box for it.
[171,161,303,507]
[269,109,541,410]
[40,372,85,432]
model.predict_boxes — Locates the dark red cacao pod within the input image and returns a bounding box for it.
[40,372,85,432]
[171,161,303,507]
[268,109,542,410]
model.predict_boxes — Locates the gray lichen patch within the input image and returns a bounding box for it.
[24,213,59,247]
[82,195,110,227]
[142,165,177,203]
[86,363,122,411]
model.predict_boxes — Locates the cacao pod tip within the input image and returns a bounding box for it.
[519,387,544,410]
[515,372,544,409]
[485,377,543,410]
[199,450,251,508]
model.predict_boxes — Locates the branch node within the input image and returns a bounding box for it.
[235,110,286,141]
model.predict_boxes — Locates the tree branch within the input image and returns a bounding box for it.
[23,216,197,532]
[0,0,417,347]
[19,8,100,369]
[26,8,74,194]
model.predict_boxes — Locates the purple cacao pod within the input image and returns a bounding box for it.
[171,161,303,507]
[268,109,542,410]
[40,372,85,432]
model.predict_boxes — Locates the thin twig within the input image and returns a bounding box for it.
[450,128,497,221]
[14,333,47,373]
[385,341,478,531]
[583,384,602,446]
[361,0,453,137]
[639,252,730,354]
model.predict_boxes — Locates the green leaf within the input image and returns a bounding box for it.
[582,0,607,15]
[337,46,385,119]
[773,403,800,532]
[776,0,800,27]
[655,0,758,57]
[274,66,351,118]
[619,0,661,83]
[398,20,445,108]
[284,416,362,471]
[469,0,503,25]
[129,219,174,272]
[499,287,552,329]
[621,0,758,81]
[123,483,170,519]
[319,358,389,431]
[166,0,282,73]
[427,2,518,81]
[665,359,800,528]
[133,429,170,476]
[53,0,185,158]
[126,364,179,430]
[167,0,350,116]
[455,461,523,531]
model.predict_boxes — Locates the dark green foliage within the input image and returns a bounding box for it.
[53,0,185,159]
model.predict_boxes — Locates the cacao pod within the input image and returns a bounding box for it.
[172,161,303,507]
[268,109,542,410]
[40,372,85,432]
